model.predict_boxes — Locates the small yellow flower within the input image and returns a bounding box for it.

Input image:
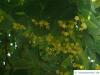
[32,19,36,23]
[62,31,69,37]
[61,24,66,29]
[58,20,63,25]
[46,34,54,42]
[79,22,87,31]
[74,16,79,21]
[80,65,84,69]
[32,19,38,25]
[13,22,26,30]
[44,21,49,26]
[38,20,49,29]
[39,20,44,27]
[81,23,87,29]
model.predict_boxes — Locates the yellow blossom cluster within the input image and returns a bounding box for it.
[24,32,45,47]
[46,34,63,55]
[24,32,39,46]
[64,42,83,55]
[46,34,83,55]
[21,16,87,68]
[58,20,75,37]
[39,20,50,29]
[58,20,75,29]
[73,63,84,69]
[21,16,86,58]
[58,16,88,37]
[79,22,87,31]
[74,16,87,31]
[12,22,26,30]
[32,19,50,29]
[32,19,38,25]
[21,23,86,71]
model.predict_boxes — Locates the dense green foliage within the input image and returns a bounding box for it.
[0,0,100,75]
